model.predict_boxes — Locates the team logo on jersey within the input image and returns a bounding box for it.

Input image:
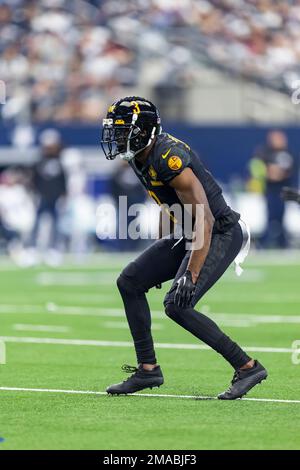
[168,156,182,171]
[148,165,157,179]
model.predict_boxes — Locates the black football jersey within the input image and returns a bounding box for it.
[129,132,240,234]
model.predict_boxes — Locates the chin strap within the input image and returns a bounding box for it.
[119,123,157,162]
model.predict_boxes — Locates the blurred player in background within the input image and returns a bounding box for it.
[251,131,295,248]
[0,170,21,251]
[0,169,34,261]
[101,97,268,400]
[28,129,66,263]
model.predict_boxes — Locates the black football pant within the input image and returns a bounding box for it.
[116,222,251,369]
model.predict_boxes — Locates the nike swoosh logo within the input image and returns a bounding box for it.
[162,148,171,159]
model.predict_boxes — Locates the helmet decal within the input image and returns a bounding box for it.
[130,101,141,114]
[108,104,116,113]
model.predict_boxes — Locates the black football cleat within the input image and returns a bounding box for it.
[106,364,164,395]
[218,360,268,400]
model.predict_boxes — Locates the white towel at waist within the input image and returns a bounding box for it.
[234,219,251,276]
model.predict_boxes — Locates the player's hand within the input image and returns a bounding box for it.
[174,270,196,308]
[155,283,162,289]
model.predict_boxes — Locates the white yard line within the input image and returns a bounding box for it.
[0,250,299,269]
[1,304,300,326]
[207,295,300,304]
[0,335,297,354]
[0,304,130,317]
[0,386,299,404]
[46,293,117,303]
[0,341,5,364]
[103,321,163,330]
[36,273,117,286]
[35,270,266,286]
[211,313,300,325]
[3,290,300,304]
[13,324,70,333]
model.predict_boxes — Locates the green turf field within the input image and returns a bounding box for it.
[0,252,300,450]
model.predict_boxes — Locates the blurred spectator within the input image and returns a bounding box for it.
[29,129,66,255]
[2,0,300,124]
[0,0,299,125]
[250,130,295,248]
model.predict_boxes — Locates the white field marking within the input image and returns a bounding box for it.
[0,386,300,404]
[0,294,117,307]
[36,272,117,286]
[0,249,299,266]
[209,319,253,328]
[103,321,163,330]
[4,290,300,305]
[0,251,299,272]
[0,336,298,354]
[0,304,157,318]
[222,270,265,282]
[0,305,49,314]
[0,304,129,317]
[36,270,265,287]
[13,324,70,333]
[212,313,300,325]
[46,293,116,303]
[0,341,5,364]
[206,294,300,304]
[1,304,300,327]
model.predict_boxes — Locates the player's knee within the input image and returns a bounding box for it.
[117,262,145,295]
[164,302,181,320]
[116,273,127,293]
[116,273,136,295]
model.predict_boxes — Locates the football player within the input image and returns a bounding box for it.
[101,97,268,400]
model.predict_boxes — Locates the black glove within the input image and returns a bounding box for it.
[155,283,162,289]
[174,270,196,308]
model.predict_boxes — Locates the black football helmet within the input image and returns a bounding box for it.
[101,97,161,161]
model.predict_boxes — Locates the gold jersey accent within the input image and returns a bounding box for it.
[147,190,177,222]
[148,165,157,179]
[167,133,190,151]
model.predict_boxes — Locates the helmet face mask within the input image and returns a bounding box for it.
[101,97,161,162]
[101,121,143,161]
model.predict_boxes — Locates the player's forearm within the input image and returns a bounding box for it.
[187,215,213,283]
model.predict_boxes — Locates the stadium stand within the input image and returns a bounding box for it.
[1,0,300,123]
